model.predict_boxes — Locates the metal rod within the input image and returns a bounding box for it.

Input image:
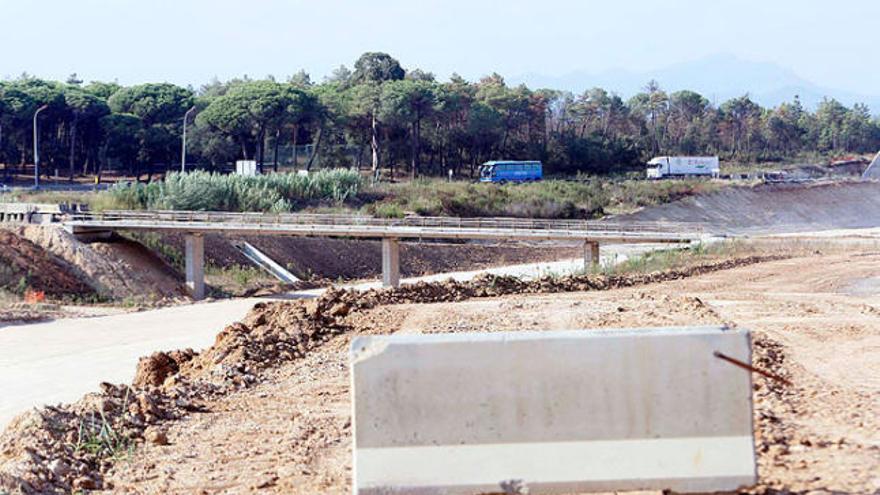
[713,351,791,386]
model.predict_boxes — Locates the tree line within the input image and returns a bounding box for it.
[1,52,879,180]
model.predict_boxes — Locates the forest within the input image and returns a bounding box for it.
[1,51,879,180]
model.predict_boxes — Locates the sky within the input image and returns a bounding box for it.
[2,0,878,94]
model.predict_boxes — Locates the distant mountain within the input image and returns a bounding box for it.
[510,54,880,113]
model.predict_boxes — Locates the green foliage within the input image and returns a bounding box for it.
[3,52,880,181]
[70,409,134,462]
[196,80,318,168]
[351,52,405,85]
[103,169,362,212]
[362,178,718,219]
[604,240,750,275]
[371,202,406,218]
[107,83,193,125]
[0,263,30,295]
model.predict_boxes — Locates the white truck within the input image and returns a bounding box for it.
[646,156,719,179]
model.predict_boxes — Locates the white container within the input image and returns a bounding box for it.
[235,160,259,176]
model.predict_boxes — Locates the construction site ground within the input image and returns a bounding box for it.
[0,241,666,431]
[94,245,880,494]
[4,180,880,494]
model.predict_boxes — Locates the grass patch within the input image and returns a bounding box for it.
[3,172,729,220]
[363,177,723,219]
[597,236,871,277]
[69,395,135,462]
[0,189,103,206]
[205,264,275,297]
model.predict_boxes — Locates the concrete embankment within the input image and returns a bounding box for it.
[621,180,880,234]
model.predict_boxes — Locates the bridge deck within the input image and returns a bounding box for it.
[64,211,703,244]
[63,210,707,298]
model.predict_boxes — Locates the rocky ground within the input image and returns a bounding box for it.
[2,247,879,494]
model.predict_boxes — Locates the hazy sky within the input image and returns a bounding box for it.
[2,0,878,93]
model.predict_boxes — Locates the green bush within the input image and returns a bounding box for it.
[100,169,362,212]
[370,202,406,218]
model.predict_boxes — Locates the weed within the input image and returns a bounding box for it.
[70,406,134,462]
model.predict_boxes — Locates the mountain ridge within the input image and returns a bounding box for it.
[509,54,880,112]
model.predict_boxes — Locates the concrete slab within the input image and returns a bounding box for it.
[0,298,259,428]
[350,326,756,494]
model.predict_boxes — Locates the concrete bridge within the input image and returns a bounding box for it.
[64,210,704,299]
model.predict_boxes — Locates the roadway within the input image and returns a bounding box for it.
[0,242,670,429]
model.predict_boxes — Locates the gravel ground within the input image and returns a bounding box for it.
[101,251,880,494]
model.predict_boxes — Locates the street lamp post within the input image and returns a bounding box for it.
[181,106,196,172]
[33,105,49,188]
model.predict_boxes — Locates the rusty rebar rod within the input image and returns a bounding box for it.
[714,351,792,386]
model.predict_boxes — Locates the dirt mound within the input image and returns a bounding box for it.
[98,251,880,495]
[0,229,97,300]
[0,383,186,493]
[317,253,788,307]
[621,180,880,234]
[16,226,186,303]
[133,349,197,388]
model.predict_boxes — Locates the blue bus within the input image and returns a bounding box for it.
[479,160,543,183]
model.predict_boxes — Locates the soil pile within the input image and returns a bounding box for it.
[0,384,187,493]
[316,253,788,307]
[0,230,96,299]
[97,251,880,494]
[16,226,186,303]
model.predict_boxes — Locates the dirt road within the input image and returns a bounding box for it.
[104,250,880,494]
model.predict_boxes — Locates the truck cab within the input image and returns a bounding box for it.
[646,157,667,179]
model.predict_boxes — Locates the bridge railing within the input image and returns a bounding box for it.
[66,210,707,235]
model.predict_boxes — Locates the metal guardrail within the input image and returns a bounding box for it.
[66,210,706,235]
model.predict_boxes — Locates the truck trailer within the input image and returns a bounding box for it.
[646,156,719,179]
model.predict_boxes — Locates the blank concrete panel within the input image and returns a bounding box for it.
[350,326,756,495]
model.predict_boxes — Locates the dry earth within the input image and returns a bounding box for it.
[98,250,880,494]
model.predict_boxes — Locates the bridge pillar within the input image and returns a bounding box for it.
[382,238,400,288]
[185,233,205,300]
[584,240,600,272]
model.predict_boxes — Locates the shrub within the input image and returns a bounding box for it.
[101,169,362,212]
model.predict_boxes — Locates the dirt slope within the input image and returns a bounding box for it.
[97,251,880,494]
[0,229,96,299]
[16,226,186,302]
[620,180,880,234]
